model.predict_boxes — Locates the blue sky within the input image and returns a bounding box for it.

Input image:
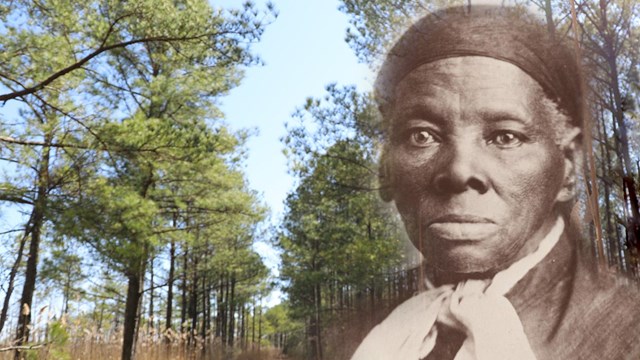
[215,0,374,305]
[217,0,373,217]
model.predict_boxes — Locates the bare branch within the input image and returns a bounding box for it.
[0,31,227,103]
[0,135,86,150]
[0,228,26,236]
[0,342,50,352]
[0,193,33,205]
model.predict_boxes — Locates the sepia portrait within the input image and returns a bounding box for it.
[347,4,640,360]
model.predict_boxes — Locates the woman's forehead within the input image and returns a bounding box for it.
[392,57,540,124]
[396,57,540,92]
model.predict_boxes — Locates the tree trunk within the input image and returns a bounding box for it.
[134,274,145,355]
[148,256,155,337]
[251,300,256,349]
[244,305,249,349]
[309,282,323,360]
[257,298,262,352]
[98,299,105,331]
[624,177,640,254]
[165,237,176,337]
[609,101,632,271]
[14,141,51,360]
[201,277,208,339]
[121,272,143,360]
[221,273,229,344]
[216,274,223,339]
[188,252,199,344]
[599,1,633,175]
[228,275,236,348]
[544,0,555,37]
[0,231,29,334]
[63,273,71,316]
[180,244,189,334]
[597,108,620,269]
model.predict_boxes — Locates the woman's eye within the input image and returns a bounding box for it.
[488,131,526,148]
[408,129,438,147]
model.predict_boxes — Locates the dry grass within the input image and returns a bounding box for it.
[0,343,287,360]
[0,321,288,360]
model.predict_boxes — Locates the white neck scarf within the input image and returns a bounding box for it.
[351,217,565,360]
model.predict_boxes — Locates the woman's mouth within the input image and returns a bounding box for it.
[427,215,498,241]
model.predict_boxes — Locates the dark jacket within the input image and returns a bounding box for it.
[508,229,640,359]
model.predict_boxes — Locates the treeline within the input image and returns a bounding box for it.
[278,85,420,359]
[0,1,282,360]
[277,0,640,359]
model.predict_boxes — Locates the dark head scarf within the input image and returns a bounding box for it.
[375,5,584,129]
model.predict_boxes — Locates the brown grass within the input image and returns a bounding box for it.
[0,343,287,360]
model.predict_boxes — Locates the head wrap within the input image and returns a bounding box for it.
[375,5,584,129]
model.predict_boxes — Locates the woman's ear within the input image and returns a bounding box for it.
[379,150,394,202]
[555,127,582,203]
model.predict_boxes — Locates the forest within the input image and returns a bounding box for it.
[0,0,638,360]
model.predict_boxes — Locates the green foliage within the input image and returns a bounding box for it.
[279,85,405,357]
[49,320,70,345]
[338,0,465,63]
[0,0,276,356]
[39,238,85,314]
[19,0,274,279]
[263,303,305,353]
[21,320,70,360]
[47,320,71,360]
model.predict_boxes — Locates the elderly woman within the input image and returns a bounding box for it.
[352,5,640,360]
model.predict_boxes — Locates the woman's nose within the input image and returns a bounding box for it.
[431,139,489,195]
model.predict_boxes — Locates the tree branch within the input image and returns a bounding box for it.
[0,342,50,352]
[0,31,227,103]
